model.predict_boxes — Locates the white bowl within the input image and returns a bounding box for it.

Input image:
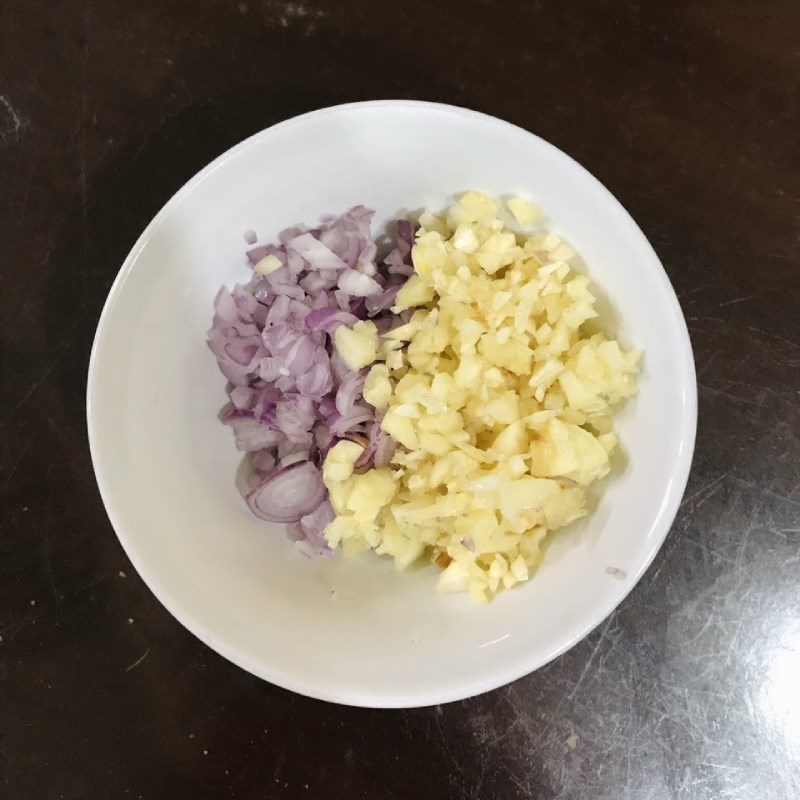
[87,101,696,708]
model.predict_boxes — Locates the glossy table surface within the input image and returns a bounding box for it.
[1,1,798,798]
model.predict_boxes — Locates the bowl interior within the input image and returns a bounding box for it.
[88,101,695,707]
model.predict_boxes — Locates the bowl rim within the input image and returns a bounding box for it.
[87,99,697,708]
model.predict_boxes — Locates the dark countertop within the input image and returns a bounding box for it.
[2,1,799,798]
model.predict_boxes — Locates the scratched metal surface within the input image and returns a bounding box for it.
[1,0,799,798]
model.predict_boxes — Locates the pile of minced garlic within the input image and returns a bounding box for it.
[323,191,640,602]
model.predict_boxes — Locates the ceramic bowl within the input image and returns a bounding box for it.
[87,101,696,707]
